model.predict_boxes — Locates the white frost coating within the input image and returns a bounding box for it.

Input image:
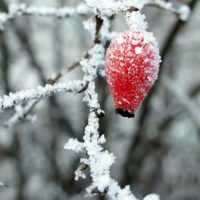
[4,104,37,127]
[83,18,96,40]
[0,3,92,29]
[81,44,105,83]
[72,110,139,200]
[0,0,191,31]
[143,194,160,200]
[100,17,117,44]
[75,169,86,181]
[135,47,143,54]
[84,0,143,16]
[98,134,106,144]
[125,11,148,31]
[9,3,91,18]
[116,33,125,45]
[64,138,85,153]
[77,3,92,15]
[179,5,190,21]
[9,3,26,15]
[0,81,85,112]
[127,12,147,31]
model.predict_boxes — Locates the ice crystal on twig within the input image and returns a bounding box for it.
[0,81,86,112]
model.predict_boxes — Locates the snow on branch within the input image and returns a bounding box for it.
[0,3,92,30]
[0,81,86,112]
[144,0,190,21]
[84,0,190,21]
[4,103,38,127]
[4,45,94,127]
[84,0,143,16]
[8,3,92,18]
[0,0,191,30]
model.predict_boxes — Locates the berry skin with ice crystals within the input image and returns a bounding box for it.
[105,30,161,118]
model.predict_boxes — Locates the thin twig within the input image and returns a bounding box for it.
[47,45,94,84]
[144,0,190,21]
[0,3,92,29]
[4,45,93,127]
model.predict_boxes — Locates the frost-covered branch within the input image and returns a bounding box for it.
[0,3,92,30]
[4,45,94,127]
[84,0,144,16]
[0,81,86,112]
[4,102,38,127]
[83,0,190,21]
[0,0,190,30]
[144,0,190,21]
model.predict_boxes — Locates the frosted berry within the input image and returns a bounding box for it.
[105,30,161,118]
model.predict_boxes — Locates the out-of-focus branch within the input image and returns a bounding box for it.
[0,80,87,111]
[47,45,93,84]
[144,0,190,21]
[160,75,200,133]
[11,23,46,85]
[189,84,200,98]
[4,102,38,127]
[0,3,92,30]
[4,45,93,127]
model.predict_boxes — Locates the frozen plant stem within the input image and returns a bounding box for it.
[4,45,94,127]
[0,81,87,112]
[0,3,92,30]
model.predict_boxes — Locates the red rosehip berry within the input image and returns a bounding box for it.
[105,30,161,118]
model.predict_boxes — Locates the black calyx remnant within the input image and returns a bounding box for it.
[115,108,135,118]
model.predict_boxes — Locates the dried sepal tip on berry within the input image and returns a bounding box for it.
[105,30,161,117]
